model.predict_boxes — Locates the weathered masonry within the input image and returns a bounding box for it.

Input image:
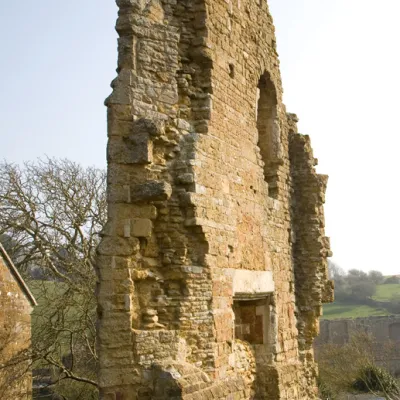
[0,244,36,399]
[97,0,333,399]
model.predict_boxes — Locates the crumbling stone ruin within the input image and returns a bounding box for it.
[96,0,333,399]
[316,316,400,377]
[0,244,36,399]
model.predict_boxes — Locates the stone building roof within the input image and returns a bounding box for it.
[0,243,37,306]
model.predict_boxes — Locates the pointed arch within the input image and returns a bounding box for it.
[256,71,282,198]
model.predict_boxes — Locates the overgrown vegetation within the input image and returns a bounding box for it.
[352,364,399,396]
[318,332,400,399]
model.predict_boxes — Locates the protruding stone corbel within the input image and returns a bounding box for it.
[133,118,165,138]
[131,181,172,202]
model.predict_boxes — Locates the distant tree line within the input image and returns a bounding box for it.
[328,260,400,313]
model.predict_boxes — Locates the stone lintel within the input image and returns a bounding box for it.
[223,269,275,296]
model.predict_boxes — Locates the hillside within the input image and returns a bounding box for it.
[322,282,400,320]
[372,283,400,302]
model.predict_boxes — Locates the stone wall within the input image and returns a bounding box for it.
[97,0,332,399]
[0,244,35,399]
[315,316,400,375]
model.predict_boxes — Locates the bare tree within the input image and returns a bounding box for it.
[327,259,345,281]
[0,159,106,399]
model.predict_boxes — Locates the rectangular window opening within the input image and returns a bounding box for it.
[233,297,270,345]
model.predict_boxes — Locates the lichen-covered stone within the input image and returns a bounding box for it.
[96,0,333,399]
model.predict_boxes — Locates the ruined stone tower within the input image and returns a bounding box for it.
[96,0,333,399]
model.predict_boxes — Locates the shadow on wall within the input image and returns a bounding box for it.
[256,71,283,199]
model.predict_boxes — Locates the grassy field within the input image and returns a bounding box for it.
[322,283,400,320]
[372,283,400,302]
[29,279,65,298]
[322,302,391,320]
[29,280,67,323]
[28,279,93,325]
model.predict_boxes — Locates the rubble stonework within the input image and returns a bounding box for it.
[96,0,333,399]
[0,244,36,399]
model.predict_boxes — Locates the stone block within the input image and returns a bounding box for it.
[131,180,172,202]
[133,117,165,137]
[97,237,139,256]
[177,173,195,184]
[131,218,153,237]
[108,105,133,137]
[107,133,153,164]
[105,69,132,106]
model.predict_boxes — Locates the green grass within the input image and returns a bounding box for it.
[322,302,391,320]
[27,279,96,371]
[28,279,94,327]
[322,282,400,320]
[372,283,400,302]
[28,280,68,323]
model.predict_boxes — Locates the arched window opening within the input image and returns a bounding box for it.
[256,72,282,198]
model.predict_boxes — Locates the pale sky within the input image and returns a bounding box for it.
[1,1,399,275]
